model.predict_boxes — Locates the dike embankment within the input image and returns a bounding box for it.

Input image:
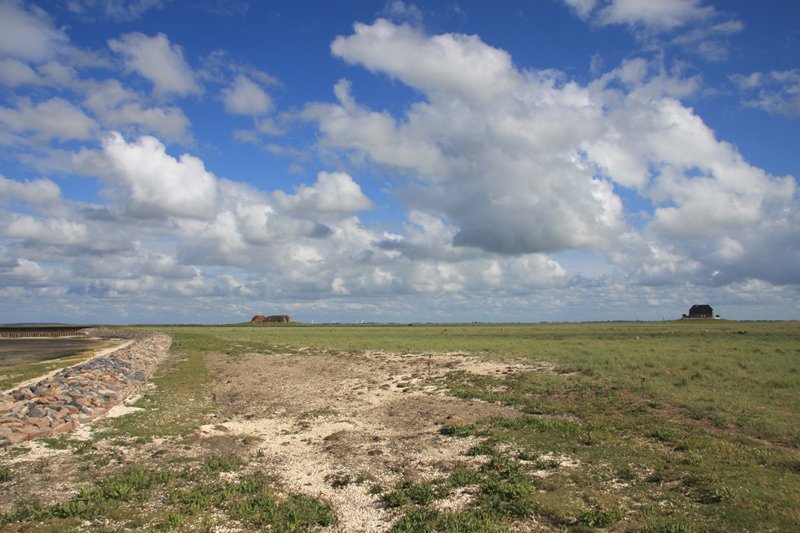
[0,328,171,448]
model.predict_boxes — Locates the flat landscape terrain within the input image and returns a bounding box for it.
[0,321,798,531]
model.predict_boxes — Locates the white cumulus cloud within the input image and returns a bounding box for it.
[0,58,43,86]
[0,1,68,62]
[4,214,88,245]
[67,0,165,21]
[274,171,374,215]
[222,74,272,115]
[83,79,192,142]
[0,97,98,142]
[731,69,800,117]
[562,0,741,59]
[596,0,714,31]
[0,175,61,205]
[92,132,218,219]
[108,32,201,97]
[314,20,627,254]
[566,0,715,32]
[306,19,799,291]
[331,19,517,105]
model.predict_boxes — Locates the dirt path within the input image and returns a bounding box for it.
[204,350,537,531]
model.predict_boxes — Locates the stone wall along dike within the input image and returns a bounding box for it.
[0,328,171,449]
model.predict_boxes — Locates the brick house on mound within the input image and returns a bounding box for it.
[683,304,715,319]
[250,314,291,323]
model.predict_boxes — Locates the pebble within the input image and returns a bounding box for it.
[0,328,171,449]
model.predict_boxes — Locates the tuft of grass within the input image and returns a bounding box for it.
[391,508,511,532]
[0,466,173,528]
[171,485,217,514]
[381,479,437,508]
[449,465,480,487]
[202,454,244,474]
[99,466,172,501]
[439,422,477,437]
[300,407,339,419]
[474,455,534,519]
[161,511,187,530]
[226,474,336,530]
[0,467,12,483]
[41,436,95,453]
[0,462,337,532]
[578,507,626,527]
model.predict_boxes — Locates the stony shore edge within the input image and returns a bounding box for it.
[0,328,171,449]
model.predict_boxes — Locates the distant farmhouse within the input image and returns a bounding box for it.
[250,314,291,323]
[682,304,717,319]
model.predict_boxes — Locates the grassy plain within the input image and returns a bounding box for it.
[0,320,798,531]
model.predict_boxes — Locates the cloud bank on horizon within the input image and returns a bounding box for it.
[0,0,798,323]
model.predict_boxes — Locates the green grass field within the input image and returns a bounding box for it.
[1,320,798,531]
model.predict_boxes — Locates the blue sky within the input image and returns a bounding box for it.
[1,0,799,324]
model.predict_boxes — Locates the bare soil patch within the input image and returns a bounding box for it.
[205,350,533,531]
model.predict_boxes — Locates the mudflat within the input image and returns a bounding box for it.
[0,338,124,368]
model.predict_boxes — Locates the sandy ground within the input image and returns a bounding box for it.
[204,350,538,531]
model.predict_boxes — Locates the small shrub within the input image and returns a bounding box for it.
[0,467,11,483]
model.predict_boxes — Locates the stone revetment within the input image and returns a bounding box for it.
[0,328,171,449]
